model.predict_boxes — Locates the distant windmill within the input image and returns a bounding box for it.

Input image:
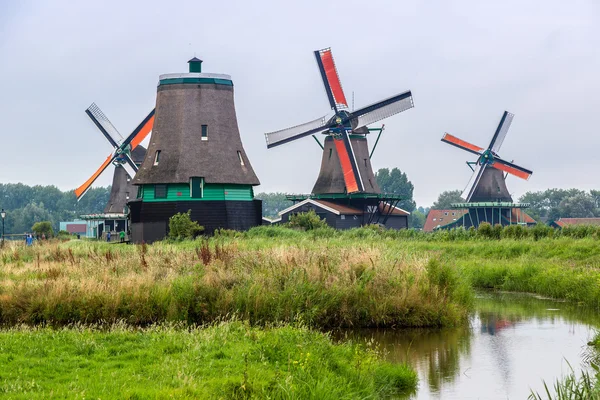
[265,47,414,195]
[437,111,535,229]
[442,111,533,203]
[75,103,154,213]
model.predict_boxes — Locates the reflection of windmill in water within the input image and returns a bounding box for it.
[74,104,154,235]
[440,111,536,229]
[265,48,414,227]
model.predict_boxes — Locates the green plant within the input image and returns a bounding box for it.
[289,210,328,230]
[168,210,204,240]
[31,221,54,237]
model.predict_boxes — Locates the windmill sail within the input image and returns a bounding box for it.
[462,163,487,202]
[489,111,514,153]
[265,115,329,148]
[315,48,348,110]
[352,91,414,129]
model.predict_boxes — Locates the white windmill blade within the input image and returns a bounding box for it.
[462,163,487,202]
[351,91,413,130]
[86,103,124,147]
[490,111,514,154]
[265,115,329,148]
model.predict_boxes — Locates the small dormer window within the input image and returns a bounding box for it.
[154,150,161,166]
[444,212,448,216]
[201,125,208,141]
[237,151,245,166]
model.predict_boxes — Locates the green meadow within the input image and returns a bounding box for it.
[3,224,600,398]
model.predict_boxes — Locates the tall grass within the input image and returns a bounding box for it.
[0,320,418,399]
[0,239,472,327]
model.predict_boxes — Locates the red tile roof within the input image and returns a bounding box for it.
[510,209,536,224]
[378,203,410,216]
[554,218,600,227]
[312,200,363,215]
[423,209,468,232]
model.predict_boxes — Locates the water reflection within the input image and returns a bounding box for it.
[342,291,599,399]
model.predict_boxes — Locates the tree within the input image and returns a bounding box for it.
[410,209,426,229]
[375,168,416,212]
[168,210,204,240]
[431,190,463,210]
[255,192,293,218]
[32,221,54,237]
[558,193,596,218]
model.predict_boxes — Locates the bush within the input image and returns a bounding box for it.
[168,210,204,240]
[289,210,328,230]
[31,221,54,237]
[477,222,494,239]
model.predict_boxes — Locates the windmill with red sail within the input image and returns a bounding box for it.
[266,48,413,195]
[264,48,414,228]
[439,111,535,228]
[75,103,154,216]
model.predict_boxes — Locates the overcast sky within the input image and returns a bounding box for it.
[1,0,599,206]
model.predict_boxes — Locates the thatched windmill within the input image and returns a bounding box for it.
[129,58,261,242]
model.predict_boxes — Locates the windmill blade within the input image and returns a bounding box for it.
[333,131,364,193]
[314,48,348,111]
[349,91,413,129]
[492,157,532,180]
[122,153,139,174]
[488,111,514,153]
[85,103,122,148]
[441,133,484,156]
[462,163,487,202]
[121,109,156,149]
[74,153,115,200]
[265,115,329,148]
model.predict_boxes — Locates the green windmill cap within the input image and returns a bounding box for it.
[188,57,203,73]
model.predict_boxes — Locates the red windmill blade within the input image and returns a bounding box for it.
[74,104,155,200]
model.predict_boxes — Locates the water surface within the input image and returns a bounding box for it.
[345,292,599,399]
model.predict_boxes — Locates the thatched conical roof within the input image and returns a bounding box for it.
[312,136,380,194]
[469,167,513,203]
[133,72,259,186]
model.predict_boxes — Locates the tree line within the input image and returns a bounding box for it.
[1,175,597,234]
[0,183,110,234]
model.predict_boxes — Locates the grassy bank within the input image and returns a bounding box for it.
[0,238,471,328]
[3,225,600,328]
[0,321,417,399]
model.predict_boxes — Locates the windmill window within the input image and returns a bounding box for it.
[125,192,130,200]
[364,159,368,167]
[154,150,161,166]
[154,184,167,199]
[201,125,208,141]
[328,148,333,159]
[237,151,245,166]
[137,186,142,199]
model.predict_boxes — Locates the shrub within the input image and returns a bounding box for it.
[289,210,328,230]
[31,221,54,237]
[477,222,494,239]
[168,210,204,240]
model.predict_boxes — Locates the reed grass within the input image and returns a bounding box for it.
[0,320,417,399]
[0,238,472,327]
